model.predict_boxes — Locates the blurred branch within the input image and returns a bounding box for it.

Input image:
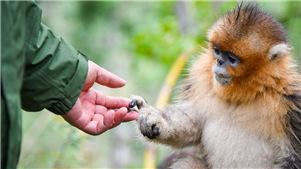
[155,49,195,109]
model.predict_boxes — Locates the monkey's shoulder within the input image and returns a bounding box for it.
[283,88,301,168]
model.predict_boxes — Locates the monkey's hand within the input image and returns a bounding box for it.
[130,95,202,147]
[130,95,167,140]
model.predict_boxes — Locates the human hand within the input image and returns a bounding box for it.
[62,61,139,135]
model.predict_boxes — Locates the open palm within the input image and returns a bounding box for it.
[62,61,138,135]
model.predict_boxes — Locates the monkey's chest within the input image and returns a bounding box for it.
[202,119,274,168]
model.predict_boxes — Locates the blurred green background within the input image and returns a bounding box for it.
[19,1,300,169]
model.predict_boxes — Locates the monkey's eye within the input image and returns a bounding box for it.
[226,53,239,67]
[213,45,221,58]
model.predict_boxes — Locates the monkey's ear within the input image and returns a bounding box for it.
[268,43,291,60]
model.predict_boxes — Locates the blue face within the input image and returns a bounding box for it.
[213,44,240,67]
[212,44,240,85]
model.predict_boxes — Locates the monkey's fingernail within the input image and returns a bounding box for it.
[129,99,138,108]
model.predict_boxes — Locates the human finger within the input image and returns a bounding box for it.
[82,117,106,135]
[92,61,126,88]
[95,91,131,109]
[104,110,115,129]
[95,105,108,115]
[111,107,128,128]
[122,111,139,122]
[92,114,104,121]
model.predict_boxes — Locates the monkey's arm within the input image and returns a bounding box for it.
[133,96,202,148]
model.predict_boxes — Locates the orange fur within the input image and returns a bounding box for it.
[186,4,299,140]
[207,5,293,103]
[187,52,289,139]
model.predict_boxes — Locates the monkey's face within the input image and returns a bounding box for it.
[208,32,263,87]
[211,43,240,85]
[208,25,286,88]
[205,4,291,102]
[207,4,289,86]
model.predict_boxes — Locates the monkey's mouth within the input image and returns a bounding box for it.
[214,73,232,85]
[213,66,232,85]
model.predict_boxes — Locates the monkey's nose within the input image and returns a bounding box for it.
[217,58,225,66]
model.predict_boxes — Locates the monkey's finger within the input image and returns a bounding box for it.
[129,99,138,108]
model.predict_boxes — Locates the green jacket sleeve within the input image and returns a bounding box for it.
[21,1,88,115]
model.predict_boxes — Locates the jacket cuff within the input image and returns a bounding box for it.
[47,51,88,115]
